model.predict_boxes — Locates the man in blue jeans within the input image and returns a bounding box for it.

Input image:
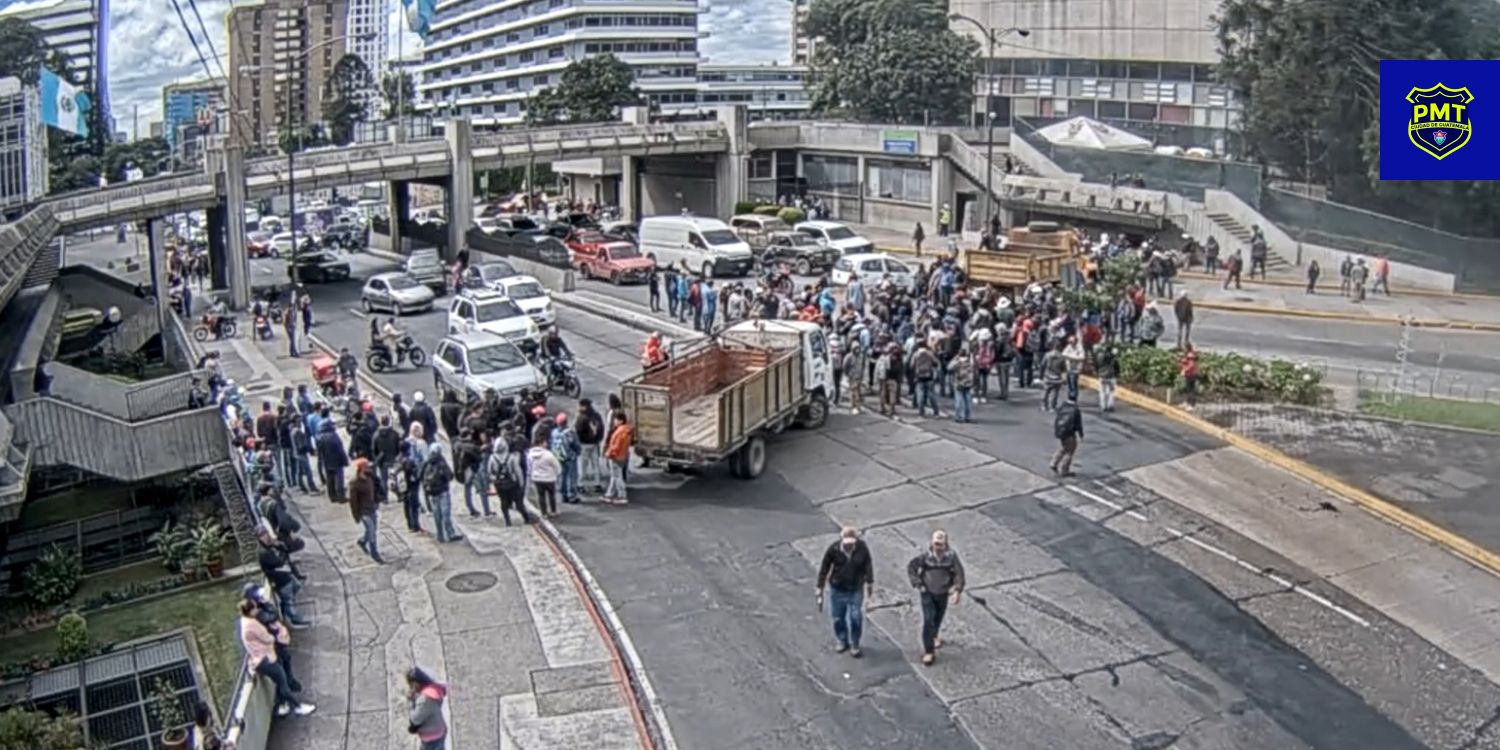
[815,526,875,658]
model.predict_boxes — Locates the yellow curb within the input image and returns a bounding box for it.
[1082,375,1500,580]
[1176,270,1500,302]
[1184,300,1500,331]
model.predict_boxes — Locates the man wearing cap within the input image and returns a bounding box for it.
[908,531,964,665]
[816,527,875,657]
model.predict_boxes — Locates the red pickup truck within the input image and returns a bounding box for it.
[567,231,655,284]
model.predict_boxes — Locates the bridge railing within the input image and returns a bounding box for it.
[44,174,215,214]
[243,139,449,176]
[1001,173,1172,218]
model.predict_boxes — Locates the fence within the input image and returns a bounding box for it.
[1013,117,1264,207]
[1355,368,1500,406]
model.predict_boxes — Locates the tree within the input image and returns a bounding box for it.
[323,54,373,145]
[1216,0,1500,235]
[525,54,641,126]
[381,71,418,120]
[805,0,978,124]
[0,707,85,748]
[0,17,48,85]
[278,124,329,154]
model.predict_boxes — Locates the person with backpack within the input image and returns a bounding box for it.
[420,443,461,543]
[910,341,941,418]
[550,413,582,504]
[575,399,606,493]
[455,429,490,517]
[971,328,994,404]
[907,530,964,666]
[392,453,422,534]
[1050,394,1085,476]
[488,435,533,526]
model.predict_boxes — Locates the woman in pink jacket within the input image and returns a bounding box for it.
[406,666,449,749]
[238,599,315,718]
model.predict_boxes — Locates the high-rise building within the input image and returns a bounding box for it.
[346,0,388,118]
[227,0,352,148]
[0,77,47,210]
[698,64,809,120]
[417,0,704,125]
[162,77,226,167]
[948,0,1239,137]
[0,0,109,120]
[790,0,815,66]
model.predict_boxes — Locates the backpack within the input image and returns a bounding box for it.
[975,339,995,370]
[1025,328,1044,355]
[491,453,523,496]
[1053,405,1078,439]
[422,459,452,496]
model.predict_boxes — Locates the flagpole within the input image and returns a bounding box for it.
[397,0,405,143]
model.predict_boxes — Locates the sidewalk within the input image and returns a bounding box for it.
[199,334,649,750]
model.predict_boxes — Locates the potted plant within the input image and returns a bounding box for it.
[147,677,188,750]
[189,519,231,579]
[149,521,192,573]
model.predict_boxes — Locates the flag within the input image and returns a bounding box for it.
[402,0,436,38]
[39,67,90,138]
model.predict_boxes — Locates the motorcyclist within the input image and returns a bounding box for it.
[207,299,230,339]
[541,329,573,381]
[379,317,406,363]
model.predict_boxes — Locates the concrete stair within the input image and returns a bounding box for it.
[1205,212,1292,271]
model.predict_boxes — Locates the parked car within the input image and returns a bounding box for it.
[492,274,557,327]
[321,224,366,250]
[289,250,352,283]
[411,207,446,226]
[794,221,875,256]
[567,231,653,284]
[270,231,314,257]
[474,217,504,235]
[462,260,522,291]
[360,272,436,315]
[431,331,546,403]
[446,288,541,348]
[404,249,447,293]
[830,253,915,292]
[761,231,841,276]
[599,220,637,243]
[730,214,790,252]
[491,233,572,267]
[638,215,753,279]
[489,214,544,236]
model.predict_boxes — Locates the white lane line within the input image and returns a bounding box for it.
[347,307,366,319]
[1093,480,1125,497]
[1065,484,1369,628]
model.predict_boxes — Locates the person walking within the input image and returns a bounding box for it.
[1179,345,1200,411]
[489,434,534,525]
[405,667,449,750]
[664,266,680,319]
[1094,344,1119,414]
[912,222,926,256]
[1173,290,1194,349]
[1306,259,1321,294]
[1222,252,1243,290]
[575,399,606,493]
[1372,256,1391,296]
[1050,395,1085,476]
[314,419,348,503]
[816,526,874,657]
[527,436,562,517]
[421,443,462,543]
[603,411,633,504]
[349,458,384,564]
[648,266,662,312]
[950,347,975,423]
[1352,258,1370,302]
[1040,342,1066,412]
[907,530,965,666]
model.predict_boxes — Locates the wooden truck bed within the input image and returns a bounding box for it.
[621,340,804,460]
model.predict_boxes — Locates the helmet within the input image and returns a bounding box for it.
[555,412,568,425]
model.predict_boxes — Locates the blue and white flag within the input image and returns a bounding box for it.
[39,67,90,138]
[402,0,436,38]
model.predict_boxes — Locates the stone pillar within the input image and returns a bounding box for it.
[855,154,867,223]
[931,156,953,233]
[620,156,640,223]
[388,181,410,255]
[146,217,170,354]
[445,119,474,264]
[206,205,229,291]
[713,106,748,220]
[221,145,251,309]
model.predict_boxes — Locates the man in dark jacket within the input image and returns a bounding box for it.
[1050,394,1084,476]
[349,458,383,564]
[372,416,402,491]
[315,420,349,502]
[575,399,606,493]
[907,530,964,665]
[1173,290,1194,349]
[349,405,376,460]
[816,526,875,657]
[409,391,438,443]
[257,530,310,628]
[439,390,463,439]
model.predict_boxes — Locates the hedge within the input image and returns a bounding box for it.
[1114,345,1324,405]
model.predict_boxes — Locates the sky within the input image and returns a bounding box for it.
[103,0,794,138]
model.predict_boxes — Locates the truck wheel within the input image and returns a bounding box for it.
[798,393,829,429]
[728,450,747,479]
[735,435,767,479]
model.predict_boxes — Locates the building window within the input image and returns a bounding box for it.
[535,23,549,37]
[748,153,773,179]
[1022,78,1054,96]
[803,155,857,191]
[1128,102,1157,120]
[1207,87,1230,108]
[549,46,564,59]
[1142,81,1178,104]
[1098,100,1126,119]
[520,50,535,63]
[865,159,930,203]
[1079,79,1111,99]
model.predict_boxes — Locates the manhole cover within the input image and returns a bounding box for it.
[445,571,498,593]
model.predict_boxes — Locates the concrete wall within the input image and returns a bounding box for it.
[641,175,716,217]
[469,250,576,292]
[950,0,1219,64]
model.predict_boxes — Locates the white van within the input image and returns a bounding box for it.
[638,215,754,278]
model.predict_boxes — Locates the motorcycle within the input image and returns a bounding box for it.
[366,335,427,373]
[192,314,238,342]
[268,302,286,326]
[254,314,274,340]
[543,356,582,399]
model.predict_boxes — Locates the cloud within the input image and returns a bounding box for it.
[701,0,793,65]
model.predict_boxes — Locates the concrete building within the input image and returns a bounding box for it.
[698,63,809,120]
[346,0,388,118]
[949,0,1239,143]
[0,0,107,116]
[161,77,226,157]
[416,0,704,125]
[0,77,46,211]
[227,0,352,148]
[789,0,815,66]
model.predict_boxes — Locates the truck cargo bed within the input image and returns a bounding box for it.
[673,394,721,449]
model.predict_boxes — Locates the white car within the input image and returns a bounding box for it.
[432,332,547,402]
[269,231,311,256]
[794,221,875,256]
[446,289,540,348]
[492,274,556,327]
[831,253,916,292]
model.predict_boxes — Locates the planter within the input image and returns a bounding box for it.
[205,559,224,578]
[161,727,188,750]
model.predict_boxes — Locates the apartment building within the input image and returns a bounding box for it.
[697,64,809,120]
[346,0,389,118]
[417,0,705,125]
[789,0,815,66]
[0,77,47,210]
[949,0,1240,139]
[227,0,352,147]
[0,0,108,118]
[161,77,225,148]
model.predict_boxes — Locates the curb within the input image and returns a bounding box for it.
[1082,375,1500,581]
[553,292,697,339]
[1181,299,1500,331]
[1175,270,1496,302]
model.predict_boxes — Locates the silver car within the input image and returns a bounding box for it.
[361,272,436,316]
[431,331,546,402]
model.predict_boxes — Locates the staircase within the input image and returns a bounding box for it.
[211,462,260,569]
[4,398,230,482]
[1204,212,1293,272]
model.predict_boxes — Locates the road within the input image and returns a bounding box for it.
[281,257,1500,750]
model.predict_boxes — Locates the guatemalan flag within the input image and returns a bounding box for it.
[39,67,90,138]
[402,0,436,38]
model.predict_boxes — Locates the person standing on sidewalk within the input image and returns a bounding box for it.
[1179,345,1200,411]
[842,340,867,414]
[816,526,874,658]
[950,347,975,423]
[1094,344,1119,414]
[907,531,964,666]
[1372,256,1391,296]
[603,411,633,504]
[421,443,462,542]
[489,434,533,526]
[314,419,348,503]
[913,222,926,256]
[550,413,582,504]
[575,399,606,493]
[283,306,299,358]
[1352,258,1370,302]
[349,458,384,564]
[1050,395,1084,476]
[664,266,680,319]
[648,266,662,312]
[1040,342,1066,412]
[1173,290,1194,349]
[405,667,448,750]
[527,436,562,517]
[1306,260,1321,294]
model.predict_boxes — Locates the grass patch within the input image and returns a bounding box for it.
[0,577,247,713]
[71,560,172,603]
[1358,391,1500,432]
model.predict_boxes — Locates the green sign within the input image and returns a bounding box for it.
[882,129,919,154]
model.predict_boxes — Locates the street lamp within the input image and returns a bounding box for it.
[949,13,1028,236]
[243,31,374,287]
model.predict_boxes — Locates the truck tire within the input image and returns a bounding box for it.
[797,393,829,429]
[728,450,747,479]
[735,435,767,479]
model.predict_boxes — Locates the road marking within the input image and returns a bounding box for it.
[1065,484,1369,627]
[347,307,366,319]
[1093,480,1125,497]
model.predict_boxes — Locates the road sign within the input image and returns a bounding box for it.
[881,129,918,154]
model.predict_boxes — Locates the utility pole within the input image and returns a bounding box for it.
[133,104,139,141]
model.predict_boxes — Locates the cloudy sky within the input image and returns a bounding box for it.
[106,0,793,138]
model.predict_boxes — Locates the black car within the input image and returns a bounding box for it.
[321,224,366,250]
[289,250,352,283]
[761,231,841,276]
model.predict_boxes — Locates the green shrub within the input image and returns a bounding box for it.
[1112,344,1323,404]
[150,521,193,572]
[56,613,89,663]
[753,204,782,216]
[147,677,189,739]
[0,707,84,749]
[23,545,82,608]
[733,201,761,215]
[776,206,807,225]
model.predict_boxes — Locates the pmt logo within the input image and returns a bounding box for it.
[1406,83,1473,160]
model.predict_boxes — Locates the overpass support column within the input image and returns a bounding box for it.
[713,106,748,220]
[387,181,410,255]
[931,156,953,235]
[620,156,639,223]
[446,119,474,264]
[221,145,251,309]
[205,205,229,291]
[146,217,171,351]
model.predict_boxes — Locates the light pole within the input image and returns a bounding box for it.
[949,13,1028,236]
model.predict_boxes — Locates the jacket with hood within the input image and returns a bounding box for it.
[373,424,402,466]
[407,670,448,742]
[315,421,348,470]
[439,394,463,438]
[409,399,438,444]
[421,443,453,496]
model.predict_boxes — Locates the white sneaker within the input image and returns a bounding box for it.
[294,703,317,716]
[276,704,291,717]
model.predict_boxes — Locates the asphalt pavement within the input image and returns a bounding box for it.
[283,259,1500,750]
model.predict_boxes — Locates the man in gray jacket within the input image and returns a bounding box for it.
[907,530,965,665]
